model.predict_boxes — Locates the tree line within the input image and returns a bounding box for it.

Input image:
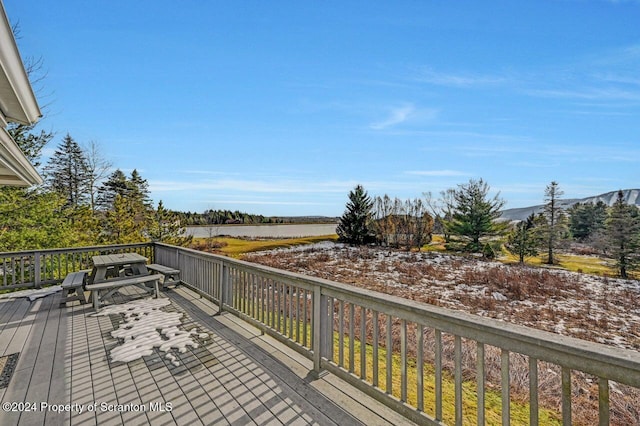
[177,210,277,226]
[336,180,640,279]
[0,129,191,251]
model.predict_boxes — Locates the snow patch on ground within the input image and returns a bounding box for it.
[0,285,62,301]
[244,241,640,351]
[93,298,209,366]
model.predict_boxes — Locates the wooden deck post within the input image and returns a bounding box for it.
[312,285,329,378]
[34,252,41,289]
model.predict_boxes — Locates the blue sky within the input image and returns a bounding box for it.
[5,1,640,216]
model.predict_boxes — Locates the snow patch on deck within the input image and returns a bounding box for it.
[93,298,209,366]
[0,285,62,301]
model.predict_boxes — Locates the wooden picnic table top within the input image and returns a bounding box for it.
[91,253,147,268]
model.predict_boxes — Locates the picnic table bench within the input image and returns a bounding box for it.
[146,264,181,288]
[86,273,164,309]
[59,270,88,307]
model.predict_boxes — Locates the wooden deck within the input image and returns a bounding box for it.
[0,285,415,426]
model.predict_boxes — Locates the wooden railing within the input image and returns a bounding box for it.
[3,242,639,424]
[0,243,153,290]
[155,243,640,426]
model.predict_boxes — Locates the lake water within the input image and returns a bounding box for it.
[186,223,338,238]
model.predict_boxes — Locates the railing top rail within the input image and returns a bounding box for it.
[156,242,640,386]
[0,243,153,258]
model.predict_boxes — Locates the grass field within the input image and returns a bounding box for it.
[190,234,338,257]
[193,232,624,278]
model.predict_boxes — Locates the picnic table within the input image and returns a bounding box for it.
[85,253,163,309]
[89,253,149,282]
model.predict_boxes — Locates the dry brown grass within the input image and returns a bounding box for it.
[244,244,640,425]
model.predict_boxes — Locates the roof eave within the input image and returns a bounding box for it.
[0,1,42,125]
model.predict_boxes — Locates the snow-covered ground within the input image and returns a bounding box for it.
[244,242,640,351]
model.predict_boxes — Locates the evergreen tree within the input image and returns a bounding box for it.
[506,213,538,263]
[605,190,640,279]
[337,185,374,245]
[128,169,152,207]
[568,201,607,242]
[540,181,568,264]
[97,169,128,211]
[104,194,146,244]
[0,189,74,251]
[43,134,90,209]
[149,200,193,246]
[445,178,506,252]
[7,123,53,169]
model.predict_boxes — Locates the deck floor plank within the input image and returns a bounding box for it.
[0,298,30,356]
[0,285,417,426]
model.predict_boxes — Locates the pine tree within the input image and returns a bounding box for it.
[337,185,374,245]
[104,194,146,244]
[445,178,506,252]
[7,123,53,169]
[540,181,567,264]
[605,190,640,279]
[149,200,193,246]
[0,189,74,251]
[506,213,538,263]
[128,169,152,207]
[97,169,128,211]
[43,134,90,210]
[568,201,607,243]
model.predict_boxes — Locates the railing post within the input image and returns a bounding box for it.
[217,262,229,315]
[34,252,41,289]
[312,284,329,377]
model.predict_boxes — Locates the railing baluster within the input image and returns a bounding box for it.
[501,349,510,426]
[401,319,407,402]
[417,324,424,412]
[529,357,538,426]
[295,285,300,342]
[20,257,25,286]
[361,306,367,380]
[349,303,355,373]
[303,288,308,348]
[599,378,609,426]
[243,270,248,314]
[455,335,462,425]
[477,342,485,426]
[289,284,294,339]
[339,300,344,367]
[271,279,276,329]
[3,259,7,287]
[435,329,442,421]
[562,367,571,425]
[386,315,392,395]
[373,310,379,388]
[328,297,334,363]
[277,281,282,333]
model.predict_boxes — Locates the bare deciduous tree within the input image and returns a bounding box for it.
[83,141,112,213]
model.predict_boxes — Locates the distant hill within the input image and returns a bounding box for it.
[500,189,640,222]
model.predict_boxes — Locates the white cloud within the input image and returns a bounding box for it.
[369,104,439,130]
[369,104,416,130]
[150,178,361,194]
[525,87,640,101]
[417,68,506,88]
